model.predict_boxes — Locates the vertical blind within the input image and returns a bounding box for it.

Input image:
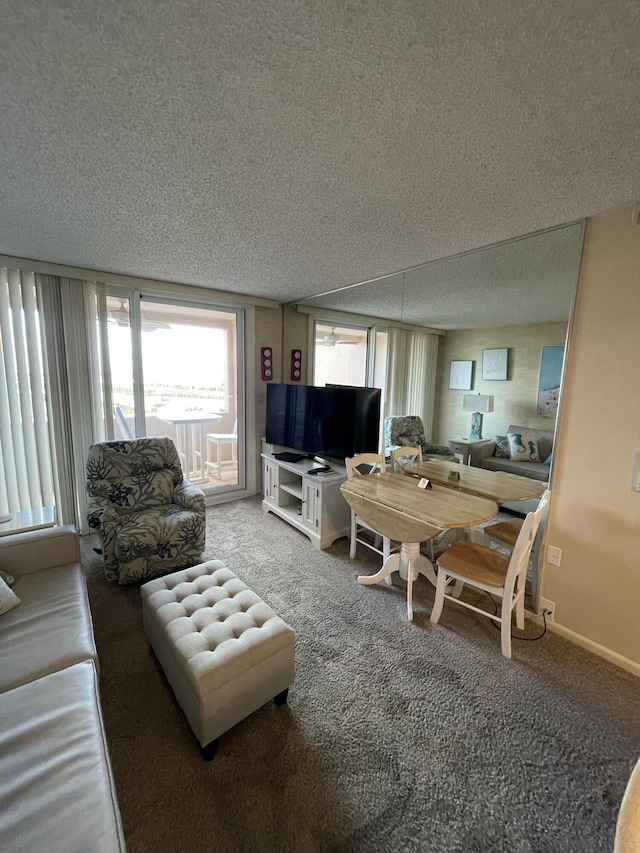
[384,327,439,440]
[40,277,108,531]
[0,268,54,514]
[406,330,439,440]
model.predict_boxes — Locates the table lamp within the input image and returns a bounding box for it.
[463,394,494,440]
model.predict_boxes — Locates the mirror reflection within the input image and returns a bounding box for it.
[287,221,584,607]
[296,222,583,330]
[287,219,584,477]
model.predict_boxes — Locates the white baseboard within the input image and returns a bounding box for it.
[542,619,640,678]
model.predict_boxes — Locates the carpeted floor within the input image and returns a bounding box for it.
[82,497,640,853]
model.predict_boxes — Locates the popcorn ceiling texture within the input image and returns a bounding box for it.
[1,1,639,316]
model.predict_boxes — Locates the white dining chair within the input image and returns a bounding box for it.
[389,445,443,562]
[390,446,422,472]
[345,453,397,568]
[484,489,550,550]
[430,492,550,658]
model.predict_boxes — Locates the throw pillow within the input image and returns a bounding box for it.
[507,432,541,463]
[543,452,554,465]
[494,435,510,458]
[0,576,21,616]
[0,570,15,586]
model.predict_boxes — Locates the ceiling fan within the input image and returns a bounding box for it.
[108,300,171,332]
[107,299,130,327]
[316,328,361,347]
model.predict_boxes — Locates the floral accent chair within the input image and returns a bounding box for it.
[86,437,206,585]
[384,415,456,462]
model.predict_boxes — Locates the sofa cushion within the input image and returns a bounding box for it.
[0,563,97,693]
[507,424,554,463]
[494,435,510,458]
[0,576,21,615]
[113,504,206,584]
[481,455,551,482]
[0,526,81,578]
[0,660,125,853]
[508,432,541,462]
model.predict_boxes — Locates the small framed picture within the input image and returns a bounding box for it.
[449,360,474,390]
[482,347,509,381]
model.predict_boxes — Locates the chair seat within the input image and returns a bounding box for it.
[424,452,456,462]
[484,517,523,547]
[116,504,199,544]
[437,540,509,588]
[113,504,204,579]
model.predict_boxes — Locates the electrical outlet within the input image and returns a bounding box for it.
[538,597,555,620]
[547,545,562,566]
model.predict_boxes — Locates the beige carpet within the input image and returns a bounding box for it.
[83,497,640,853]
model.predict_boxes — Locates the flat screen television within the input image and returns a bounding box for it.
[265,383,381,461]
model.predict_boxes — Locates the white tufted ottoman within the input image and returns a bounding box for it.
[141,560,295,759]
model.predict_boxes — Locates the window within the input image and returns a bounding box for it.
[103,293,243,494]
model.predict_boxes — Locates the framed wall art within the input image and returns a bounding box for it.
[482,347,509,380]
[537,345,564,417]
[449,360,473,390]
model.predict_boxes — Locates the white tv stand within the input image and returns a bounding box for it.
[261,452,351,550]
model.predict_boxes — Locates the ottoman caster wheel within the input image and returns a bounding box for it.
[200,738,219,761]
[274,688,289,706]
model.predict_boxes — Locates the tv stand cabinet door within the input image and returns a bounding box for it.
[315,477,351,549]
[301,481,318,531]
[263,457,279,504]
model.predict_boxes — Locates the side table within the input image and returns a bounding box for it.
[0,506,56,537]
[448,438,492,466]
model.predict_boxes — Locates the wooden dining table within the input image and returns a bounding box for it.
[404,459,545,504]
[340,473,498,620]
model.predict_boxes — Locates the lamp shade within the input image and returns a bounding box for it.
[463,394,494,414]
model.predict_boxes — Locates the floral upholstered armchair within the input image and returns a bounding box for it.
[384,415,456,462]
[86,437,206,584]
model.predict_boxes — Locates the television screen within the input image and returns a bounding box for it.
[264,384,315,453]
[265,384,381,460]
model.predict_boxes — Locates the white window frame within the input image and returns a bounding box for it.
[103,285,250,503]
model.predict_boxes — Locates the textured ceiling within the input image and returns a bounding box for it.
[1,1,639,324]
[300,222,584,329]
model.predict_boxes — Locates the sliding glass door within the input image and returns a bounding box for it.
[104,292,243,495]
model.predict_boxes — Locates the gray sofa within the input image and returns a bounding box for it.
[0,526,125,853]
[471,424,553,513]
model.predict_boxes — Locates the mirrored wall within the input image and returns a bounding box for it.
[288,221,585,608]
[293,221,584,332]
